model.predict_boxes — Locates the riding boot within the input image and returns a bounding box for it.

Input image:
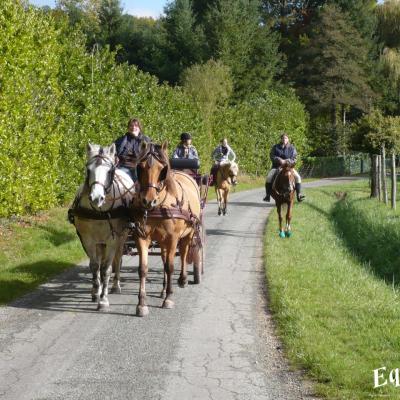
[295,183,305,202]
[263,182,273,202]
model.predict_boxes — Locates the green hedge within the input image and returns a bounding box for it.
[0,1,308,217]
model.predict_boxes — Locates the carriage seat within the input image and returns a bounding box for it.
[169,158,200,171]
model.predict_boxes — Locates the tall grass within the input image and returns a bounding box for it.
[265,180,400,399]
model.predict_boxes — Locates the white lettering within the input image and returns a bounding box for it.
[374,367,387,388]
[389,368,400,387]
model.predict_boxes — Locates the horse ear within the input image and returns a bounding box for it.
[162,140,168,152]
[87,143,94,157]
[108,143,116,158]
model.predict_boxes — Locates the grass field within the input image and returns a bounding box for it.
[265,179,400,399]
[0,174,264,305]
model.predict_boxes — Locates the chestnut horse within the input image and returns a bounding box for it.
[131,142,201,317]
[215,161,239,216]
[271,160,296,238]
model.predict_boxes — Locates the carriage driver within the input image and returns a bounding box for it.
[263,133,305,202]
[210,138,236,185]
[114,118,151,181]
[172,132,199,159]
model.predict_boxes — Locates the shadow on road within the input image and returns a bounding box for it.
[229,201,272,208]
[7,262,181,317]
[206,228,262,239]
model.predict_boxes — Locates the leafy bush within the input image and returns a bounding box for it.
[0,1,308,217]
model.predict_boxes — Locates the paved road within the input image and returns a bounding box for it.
[0,178,358,400]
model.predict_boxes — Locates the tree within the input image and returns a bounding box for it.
[205,0,282,99]
[157,0,208,83]
[97,0,123,50]
[293,4,374,154]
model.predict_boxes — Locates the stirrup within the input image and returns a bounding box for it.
[297,194,305,202]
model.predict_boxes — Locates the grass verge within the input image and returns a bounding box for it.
[0,173,264,306]
[265,179,400,399]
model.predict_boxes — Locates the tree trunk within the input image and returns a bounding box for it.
[378,153,382,201]
[370,154,379,198]
[331,99,338,154]
[382,145,388,205]
[392,152,397,210]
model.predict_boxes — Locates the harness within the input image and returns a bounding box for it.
[68,153,135,239]
[130,145,200,238]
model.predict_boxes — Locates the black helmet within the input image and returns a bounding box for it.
[180,132,192,141]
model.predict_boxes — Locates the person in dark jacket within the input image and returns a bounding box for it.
[172,132,199,159]
[263,133,305,202]
[114,118,151,181]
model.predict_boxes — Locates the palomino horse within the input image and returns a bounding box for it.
[215,161,239,216]
[131,141,201,317]
[69,143,136,310]
[271,160,296,238]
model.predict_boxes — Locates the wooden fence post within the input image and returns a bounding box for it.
[382,145,388,205]
[392,152,397,210]
[370,154,379,198]
[378,153,382,201]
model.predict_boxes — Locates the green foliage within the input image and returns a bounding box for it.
[0,0,307,217]
[354,108,400,152]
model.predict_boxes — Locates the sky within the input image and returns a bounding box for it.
[29,0,168,19]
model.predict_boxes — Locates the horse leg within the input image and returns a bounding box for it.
[160,248,167,298]
[216,188,222,216]
[178,234,192,288]
[111,241,123,294]
[163,240,178,309]
[223,187,229,215]
[286,200,293,237]
[136,238,151,317]
[277,203,285,238]
[98,259,112,311]
[89,260,101,302]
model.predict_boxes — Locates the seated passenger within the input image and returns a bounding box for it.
[173,132,199,160]
[114,118,151,181]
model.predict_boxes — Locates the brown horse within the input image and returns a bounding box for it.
[215,161,239,216]
[131,142,201,317]
[271,160,296,238]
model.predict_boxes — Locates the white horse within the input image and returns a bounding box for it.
[69,143,136,311]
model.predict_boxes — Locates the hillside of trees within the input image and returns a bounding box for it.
[1,0,400,216]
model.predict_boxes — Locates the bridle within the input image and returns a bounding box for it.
[86,154,116,194]
[137,144,169,194]
[273,166,295,200]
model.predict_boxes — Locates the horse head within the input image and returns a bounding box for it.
[221,161,239,185]
[86,143,117,209]
[136,141,171,209]
[274,160,295,200]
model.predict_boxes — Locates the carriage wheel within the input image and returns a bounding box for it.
[193,222,205,284]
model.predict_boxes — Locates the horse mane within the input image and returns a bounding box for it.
[151,144,179,200]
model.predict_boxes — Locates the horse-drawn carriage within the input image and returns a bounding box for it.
[123,157,210,284]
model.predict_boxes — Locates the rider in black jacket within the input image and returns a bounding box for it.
[263,133,305,202]
[114,118,151,181]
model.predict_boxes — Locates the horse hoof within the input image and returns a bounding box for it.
[279,231,286,238]
[223,210,227,216]
[285,231,292,238]
[218,210,222,216]
[91,294,99,302]
[136,305,149,317]
[162,299,174,309]
[97,299,109,311]
[178,277,188,288]
[111,284,122,294]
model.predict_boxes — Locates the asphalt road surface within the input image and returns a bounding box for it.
[0,178,358,400]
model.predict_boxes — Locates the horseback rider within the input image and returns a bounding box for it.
[263,133,305,202]
[172,132,199,159]
[210,138,236,185]
[114,118,151,181]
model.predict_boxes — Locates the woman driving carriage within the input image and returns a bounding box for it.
[172,132,199,160]
[263,133,305,202]
[210,138,236,185]
[114,118,151,181]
